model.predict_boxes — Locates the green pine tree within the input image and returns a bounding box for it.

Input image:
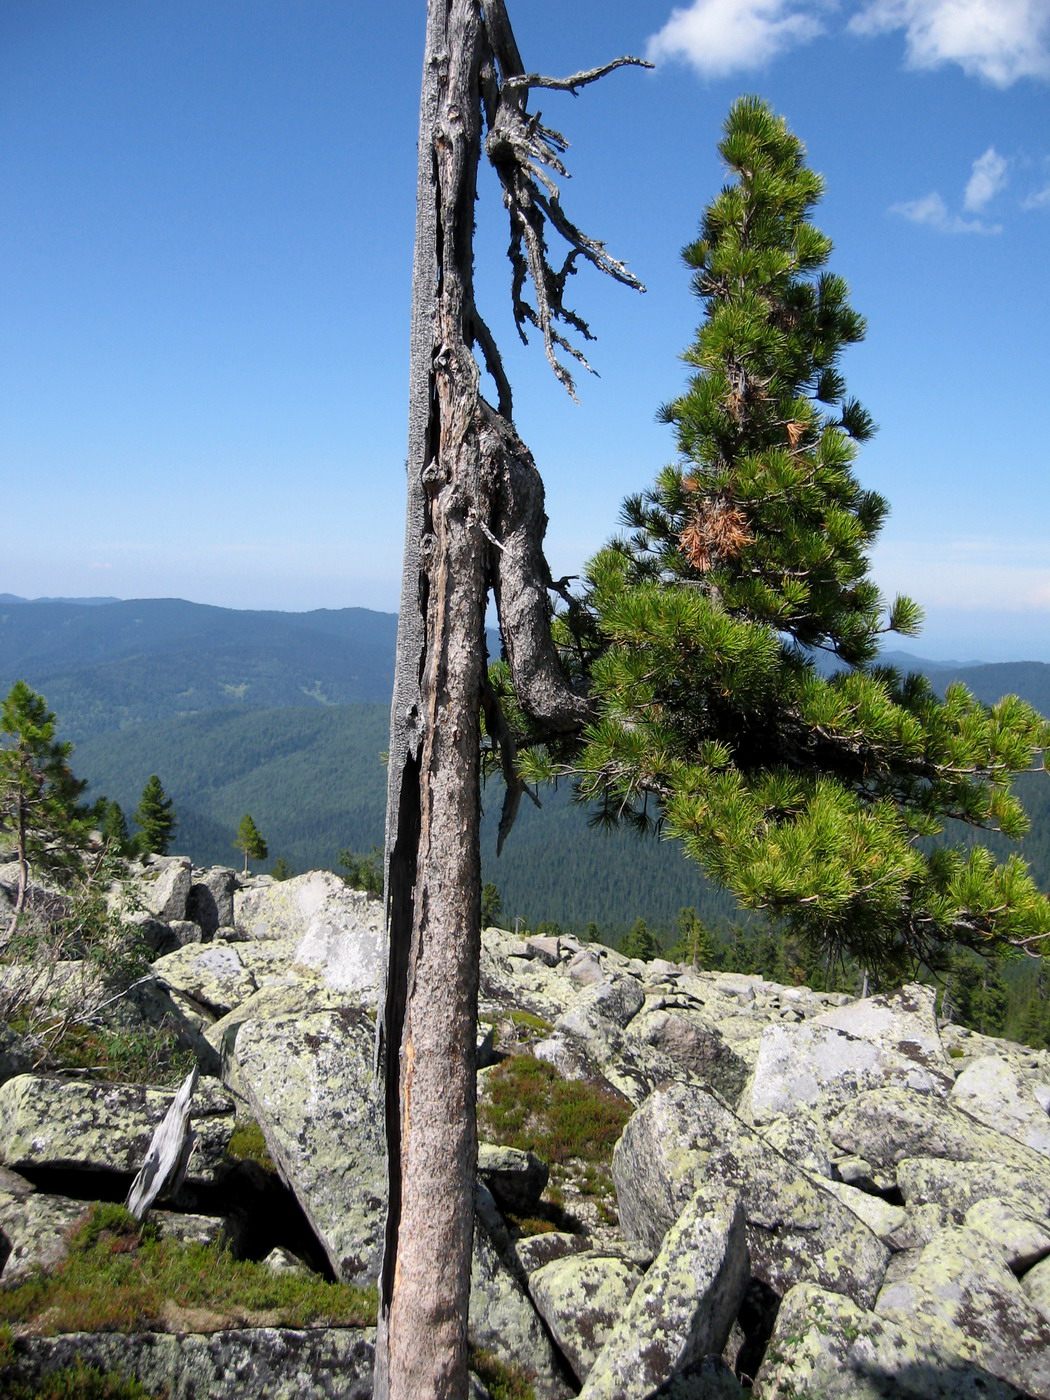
[480,882,503,928]
[542,97,1050,977]
[96,798,132,857]
[233,813,268,875]
[270,856,294,882]
[134,775,176,857]
[0,682,91,933]
[620,916,660,962]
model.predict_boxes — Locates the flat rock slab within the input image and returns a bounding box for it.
[876,1224,1050,1398]
[744,1020,949,1127]
[814,983,954,1087]
[951,1055,1050,1158]
[0,1074,234,1184]
[613,1082,889,1308]
[233,1008,385,1285]
[528,1249,644,1383]
[896,1155,1050,1222]
[577,1192,749,1399]
[755,1282,1027,1399]
[829,1086,1050,1186]
[4,1327,376,1400]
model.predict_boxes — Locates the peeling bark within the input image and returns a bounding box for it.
[377,6,646,1396]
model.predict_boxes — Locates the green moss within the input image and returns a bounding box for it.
[9,1015,196,1089]
[0,1204,377,1336]
[225,1119,278,1173]
[506,1011,553,1034]
[478,1055,631,1215]
[468,1344,537,1400]
[1,1357,162,1400]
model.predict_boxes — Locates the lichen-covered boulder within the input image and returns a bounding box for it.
[628,1010,750,1106]
[0,1074,234,1183]
[470,1218,573,1400]
[755,1282,1026,1399]
[814,983,954,1088]
[950,1055,1050,1158]
[233,1008,384,1286]
[964,1196,1050,1273]
[876,1224,1050,1397]
[152,943,261,1017]
[829,1086,1050,1185]
[896,1155,1050,1222]
[477,1143,548,1215]
[820,1179,907,1240]
[576,1192,749,1399]
[4,1328,377,1400]
[613,1082,889,1307]
[135,856,193,923]
[528,1249,644,1383]
[647,1357,744,1399]
[742,1020,949,1128]
[1024,1254,1050,1324]
[186,868,237,936]
[513,1231,591,1276]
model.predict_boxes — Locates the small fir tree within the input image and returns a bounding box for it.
[134,776,176,857]
[536,97,1050,977]
[337,847,383,898]
[0,682,91,933]
[233,814,268,875]
[96,798,132,857]
[270,856,294,882]
[620,916,660,962]
[480,883,503,928]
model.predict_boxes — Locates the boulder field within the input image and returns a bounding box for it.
[0,856,1048,1398]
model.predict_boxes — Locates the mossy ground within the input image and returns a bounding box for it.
[0,1204,377,1336]
[478,1054,632,1230]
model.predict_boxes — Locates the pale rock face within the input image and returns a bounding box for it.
[758,1107,835,1179]
[528,1249,643,1384]
[743,1019,950,1128]
[576,1193,750,1400]
[896,1154,1050,1222]
[756,1282,1026,1399]
[135,856,193,923]
[951,1055,1050,1158]
[7,1329,378,1400]
[1023,1253,1050,1324]
[820,1179,907,1240]
[232,1008,385,1286]
[875,1224,1050,1397]
[469,1218,574,1400]
[612,1082,889,1308]
[829,1085,1050,1186]
[964,1196,1050,1273]
[815,982,954,1088]
[0,1074,233,1183]
[152,942,260,1017]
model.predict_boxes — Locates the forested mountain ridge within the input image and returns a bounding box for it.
[4,596,1047,935]
[0,598,397,740]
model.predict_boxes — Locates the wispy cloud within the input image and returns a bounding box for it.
[646,0,828,77]
[850,0,1050,86]
[963,147,1009,210]
[1022,183,1050,210]
[890,190,1001,234]
[647,0,1050,84]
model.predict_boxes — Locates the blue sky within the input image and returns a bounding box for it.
[2,0,1048,661]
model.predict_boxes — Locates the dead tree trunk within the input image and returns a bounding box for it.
[377,5,646,1397]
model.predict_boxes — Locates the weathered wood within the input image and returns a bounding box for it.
[377,5,646,1396]
[125,1066,198,1221]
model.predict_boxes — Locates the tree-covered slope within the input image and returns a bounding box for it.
[0,599,397,739]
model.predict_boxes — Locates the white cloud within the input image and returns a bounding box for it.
[850,0,1050,86]
[646,0,828,77]
[963,147,1009,210]
[889,190,1001,233]
[1022,177,1050,209]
